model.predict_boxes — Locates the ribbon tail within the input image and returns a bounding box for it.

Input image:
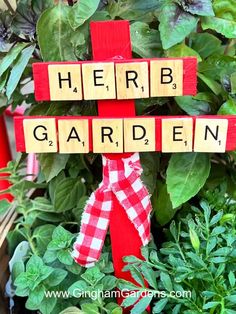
[110,155,152,246]
[72,185,112,267]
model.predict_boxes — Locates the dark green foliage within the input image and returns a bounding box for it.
[0,0,236,313]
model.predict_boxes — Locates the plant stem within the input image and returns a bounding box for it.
[3,0,15,14]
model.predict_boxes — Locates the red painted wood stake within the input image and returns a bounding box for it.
[90,21,144,289]
[0,115,12,201]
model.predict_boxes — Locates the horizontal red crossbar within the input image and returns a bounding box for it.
[32,57,197,101]
[14,115,236,153]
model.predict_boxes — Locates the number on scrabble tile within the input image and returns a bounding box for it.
[48,64,83,101]
[58,119,89,154]
[23,118,57,153]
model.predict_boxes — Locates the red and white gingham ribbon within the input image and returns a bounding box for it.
[72,153,152,267]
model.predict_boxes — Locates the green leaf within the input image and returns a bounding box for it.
[101,276,117,291]
[167,43,202,61]
[108,0,162,21]
[160,272,173,291]
[202,16,236,38]
[153,182,177,226]
[6,45,35,99]
[68,280,88,296]
[203,301,221,310]
[179,0,214,16]
[140,264,158,289]
[130,295,153,314]
[81,303,100,314]
[153,298,168,313]
[68,0,100,30]
[130,22,161,58]
[218,99,236,114]
[0,199,10,215]
[229,271,236,288]
[140,152,159,194]
[190,33,222,59]
[33,224,55,255]
[81,266,105,285]
[167,153,211,208]
[60,308,83,314]
[37,4,77,61]
[38,154,69,182]
[46,268,68,286]
[0,43,28,76]
[213,0,236,21]
[189,228,200,252]
[54,178,86,212]
[122,294,140,308]
[198,72,222,95]
[159,3,198,49]
[39,296,57,314]
[175,96,211,115]
[28,285,45,307]
[57,249,73,265]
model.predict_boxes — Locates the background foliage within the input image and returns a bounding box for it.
[0,0,236,313]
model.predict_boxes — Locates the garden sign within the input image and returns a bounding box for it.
[14,21,236,284]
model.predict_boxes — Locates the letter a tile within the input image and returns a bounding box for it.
[162,118,193,152]
[116,62,149,99]
[150,60,183,97]
[82,63,116,100]
[194,119,228,152]
[58,119,89,154]
[48,64,83,101]
[92,119,123,153]
[23,118,57,153]
[124,118,155,152]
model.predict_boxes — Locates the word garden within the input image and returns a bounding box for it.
[14,116,236,154]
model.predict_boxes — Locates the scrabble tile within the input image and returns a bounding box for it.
[82,62,116,100]
[124,118,155,152]
[116,62,149,99]
[162,118,193,152]
[150,60,183,97]
[23,119,57,153]
[194,119,228,152]
[92,119,123,153]
[58,119,89,153]
[48,64,82,101]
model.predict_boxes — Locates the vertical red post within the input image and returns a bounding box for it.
[90,21,143,284]
[0,115,12,201]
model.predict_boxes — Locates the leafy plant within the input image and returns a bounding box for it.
[119,200,236,313]
[0,0,236,313]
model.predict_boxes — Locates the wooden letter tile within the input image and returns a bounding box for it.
[48,64,82,101]
[58,119,89,154]
[82,62,116,100]
[92,119,123,153]
[116,62,149,99]
[124,118,155,152]
[23,118,57,153]
[150,60,183,97]
[162,118,193,152]
[194,119,228,152]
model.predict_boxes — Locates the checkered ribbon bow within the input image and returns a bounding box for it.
[72,153,151,267]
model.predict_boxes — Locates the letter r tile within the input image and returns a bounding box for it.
[92,119,123,153]
[116,62,149,99]
[124,118,155,152]
[48,64,83,101]
[23,118,57,153]
[150,59,183,97]
[82,63,116,100]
